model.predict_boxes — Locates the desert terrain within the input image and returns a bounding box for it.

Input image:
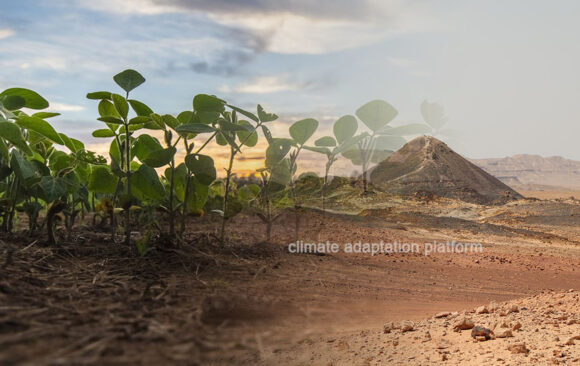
[2,187,580,365]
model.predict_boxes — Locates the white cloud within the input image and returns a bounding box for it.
[48,103,85,112]
[0,29,15,39]
[387,56,430,77]
[219,76,304,94]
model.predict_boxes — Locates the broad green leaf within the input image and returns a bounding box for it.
[162,114,179,129]
[238,184,260,201]
[177,111,194,125]
[374,135,406,151]
[257,104,278,122]
[193,94,225,113]
[270,160,291,185]
[32,112,60,119]
[218,119,251,132]
[98,99,119,118]
[356,100,398,132]
[176,123,215,134]
[185,154,216,185]
[341,148,362,165]
[143,147,176,168]
[261,125,273,144]
[289,118,318,145]
[2,95,25,110]
[129,116,150,125]
[38,176,67,202]
[303,146,331,155]
[0,122,33,155]
[187,177,209,213]
[59,134,84,152]
[133,134,163,161]
[131,164,165,202]
[113,69,145,94]
[128,99,153,116]
[314,136,336,147]
[228,105,259,122]
[0,88,49,110]
[98,116,124,124]
[378,123,432,136]
[16,116,64,145]
[333,115,358,144]
[111,93,128,119]
[86,91,112,100]
[92,129,116,138]
[236,120,258,147]
[420,100,447,130]
[265,139,291,168]
[10,150,36,181]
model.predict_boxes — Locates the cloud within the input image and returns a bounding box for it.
[48,103,85,112]
[218,75,336,94]
[0,29,14,39]
[387,56,430,77]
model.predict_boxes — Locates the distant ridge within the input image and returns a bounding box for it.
[370,136,522,204]
[472,155,580,190]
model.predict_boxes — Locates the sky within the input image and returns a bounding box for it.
[2,0,580,175]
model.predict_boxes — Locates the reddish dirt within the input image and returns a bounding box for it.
[1,196,580,365]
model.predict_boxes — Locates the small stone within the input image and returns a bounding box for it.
[507,305,519,314]
[507,343,528,354]
[401,320,414,333]
[471,326,493,340]
[454,318,475,331]
[489,301,499,312]
[383,322,394,334]
[512,321,522,331]
[475,335,487,342]
[435,312,451,318]
[496,329,514,338]
[476,305,489,314]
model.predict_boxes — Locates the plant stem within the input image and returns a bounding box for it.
[124,122,131,246]
[220,146,235,244]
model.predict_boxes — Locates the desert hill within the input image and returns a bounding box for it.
[472,154,580,190]
[370,136,522,204]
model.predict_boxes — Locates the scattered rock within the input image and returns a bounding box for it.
[512,321,522,331]
[476,305,489,314]
[507,305,519,314]
[434,312,451,319]
[383,322,395,334]
[489,301,499,312]
[496,329,514,338]
[471,326,493,340]
[507,343,528,354]
[454,318,475,331]
[401,320,414,333]
[475,336,487,342]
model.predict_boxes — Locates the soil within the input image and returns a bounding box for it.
[1,193,580,365]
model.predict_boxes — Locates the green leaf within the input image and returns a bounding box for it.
[303,145,331,155]
[0,88,49,110]
[129,116,150,125]
[98,116,124,125]
[374,135,406,151]
[218,119,251,132]
[98,99,119,118]
[193,94,225,113]
[131,164,165,202]
[143,147,176,168]
[228,105,259,122]
[92,129,116,138]
[356,100,398,132]
[32,112,60,119]
[257,105,278,122]
[238,184,260,201]
[0,122,33,155]
[10,150,37,181]
[133,134,163,161]
[59,134,84,152]
[289,118,318,145]
[162,114,179,130]
[420,100,447,130]
[261,125,273,144]
[333,115,358,144]
[187,177,209,213]
[314,136,336,147]
[113,69,145,94]
[128,99,153,116]
[185,154,216,185]
[378,123,432,136]
[111,93,128,119]
[16,116,64,145]
[176,123,215,134]
[177,111,194,125]
[236,120,258,147]
[38,176,67,202]
[270,160,291,185]
[86,91,112,100]
[2,95,26,110]
[266,139,291,168]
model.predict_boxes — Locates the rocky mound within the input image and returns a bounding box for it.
[370,136,523,204]
[380,290,580,364]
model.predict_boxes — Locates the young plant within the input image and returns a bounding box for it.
[87,69,151,245]
[305,115,366,213]
[286,118,319,240]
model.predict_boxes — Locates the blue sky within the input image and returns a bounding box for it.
[3,0,580,174]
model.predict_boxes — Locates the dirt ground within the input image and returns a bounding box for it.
[1,193,580,365]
